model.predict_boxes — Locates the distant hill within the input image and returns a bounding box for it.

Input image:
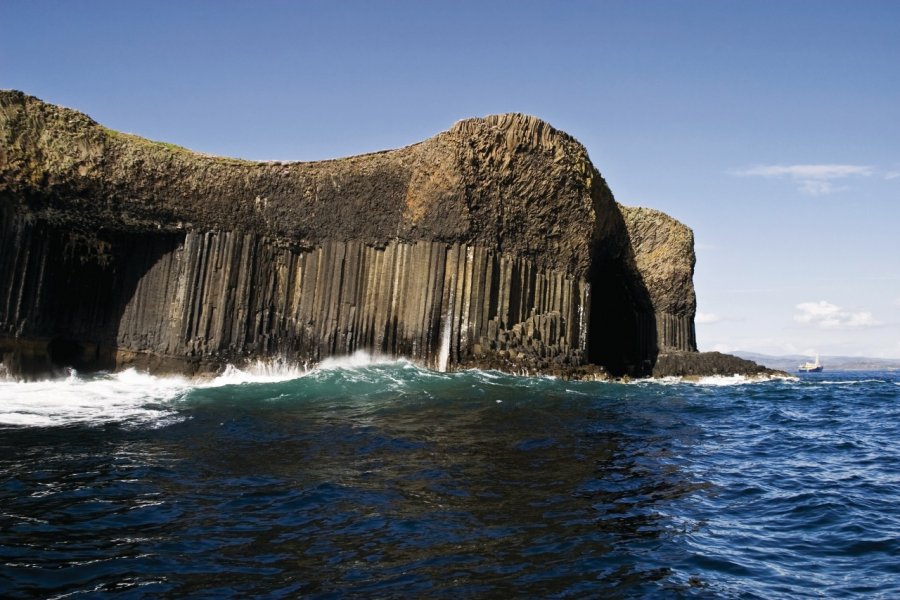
[734,351,900,372]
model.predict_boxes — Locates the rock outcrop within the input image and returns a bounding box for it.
[0,91,771,379]
[651,351,775,379]
[622,206,697,353]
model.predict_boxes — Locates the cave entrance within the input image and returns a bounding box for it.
[587,255,657,377]
[47,338,84,368]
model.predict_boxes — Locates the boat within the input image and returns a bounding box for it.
[798,354,823,373]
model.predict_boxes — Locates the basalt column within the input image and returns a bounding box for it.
[110,235,591,374]
[0,203,182,374]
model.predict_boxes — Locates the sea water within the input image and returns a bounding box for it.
[1,356,898,598]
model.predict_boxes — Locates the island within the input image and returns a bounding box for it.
[0,91,774,380]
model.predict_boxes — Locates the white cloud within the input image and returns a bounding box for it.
[885,171,900,180]
[695,311,720,324]
[733,164,873,196]
[737,165,873,178]
[794,300,880,329]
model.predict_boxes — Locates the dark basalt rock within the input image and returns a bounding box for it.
[0,90,776,380]
[652,351,785,379]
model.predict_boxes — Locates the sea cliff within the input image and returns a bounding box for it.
[0,91,772,379]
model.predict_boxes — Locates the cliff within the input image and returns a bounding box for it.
[0,91,768,379]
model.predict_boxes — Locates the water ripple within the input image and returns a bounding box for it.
[0,368,898,597]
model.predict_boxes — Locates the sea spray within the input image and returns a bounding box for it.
[0,352,417,428]
[0,368,190,427]
[437,288,454,373]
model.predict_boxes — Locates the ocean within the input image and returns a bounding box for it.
[1,357,898,598]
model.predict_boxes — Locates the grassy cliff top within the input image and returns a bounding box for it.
[1,90,616,276]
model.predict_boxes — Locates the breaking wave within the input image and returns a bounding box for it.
[0,354,854,429]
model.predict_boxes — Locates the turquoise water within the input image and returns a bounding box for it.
[1,360,898,598]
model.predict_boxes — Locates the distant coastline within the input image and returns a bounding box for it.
[734,351,900,372]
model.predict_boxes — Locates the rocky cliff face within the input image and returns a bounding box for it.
[0,91,762,379]
[621,206,697,354]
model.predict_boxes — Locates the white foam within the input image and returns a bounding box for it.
[206,352,409,385]
[466,368,505,381]
[317,350,401,371]
[206,359,312,386]
[0,353,429,428]
[814,379,887,386]
[0,369,190,428]
[437,298,453,373]
[633,376,682,386]
[631,373,795,387]
[693,374,763,387]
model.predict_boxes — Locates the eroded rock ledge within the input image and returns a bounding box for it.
[0,90,774,380]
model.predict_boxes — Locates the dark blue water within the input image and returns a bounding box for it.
[1,363,898,598]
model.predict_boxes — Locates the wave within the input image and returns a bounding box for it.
[631,373,796,387]
[0,353,439,428]
[3,354,882,429]
[0,359,309,428]
[0,368,190,428]
[206,351,412,385]
[318,350,412,371]
[811,379,888,386]
[208,360,312,386]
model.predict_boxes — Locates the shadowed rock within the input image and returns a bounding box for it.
[652,351,776,379]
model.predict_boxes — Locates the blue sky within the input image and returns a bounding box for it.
[3,1,898,358]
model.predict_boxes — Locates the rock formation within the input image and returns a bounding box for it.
[0,91,772,379]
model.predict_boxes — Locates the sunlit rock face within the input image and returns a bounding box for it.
[1,90,736,380]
